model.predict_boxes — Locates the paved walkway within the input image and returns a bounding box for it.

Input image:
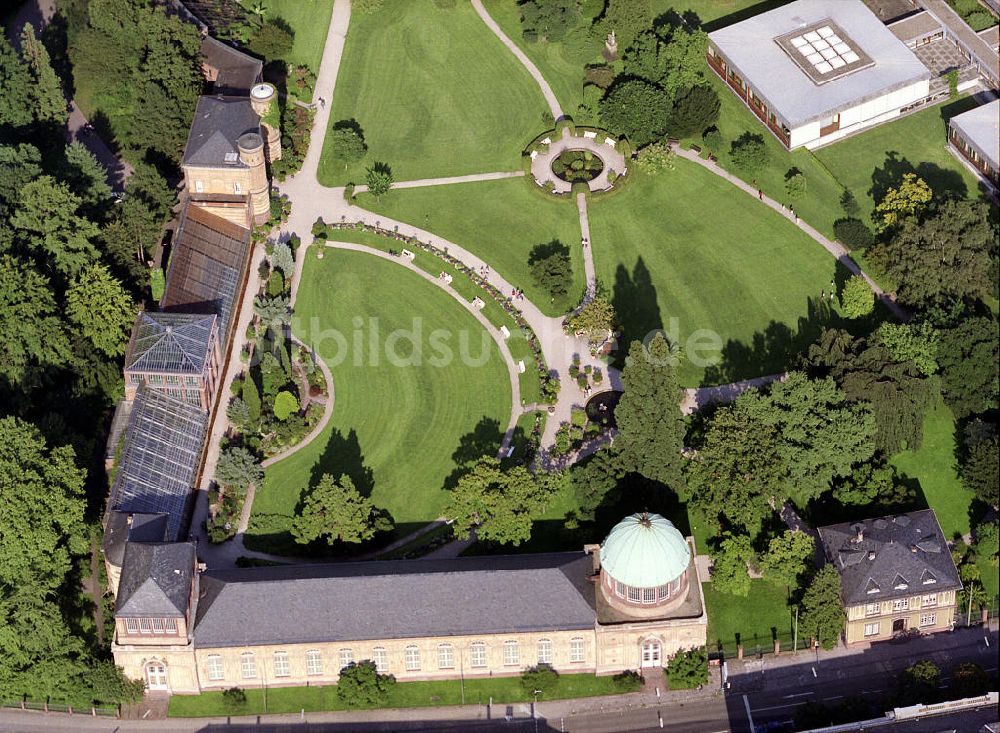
[352,170,522,194]
[576,193,596,302]
[671,145,908,321]
[680,372,787,414]
[470,0,563,120]
[530,128,627,194]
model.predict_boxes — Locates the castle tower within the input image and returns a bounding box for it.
[597,512,692,620]
[238,131,270,224]
[250,82,282,162]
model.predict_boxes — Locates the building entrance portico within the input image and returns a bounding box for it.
[640,639,662,667]
[145,662,168,691]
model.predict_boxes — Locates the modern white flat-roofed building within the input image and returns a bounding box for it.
[707,0,932,149]
[948,99,999,190]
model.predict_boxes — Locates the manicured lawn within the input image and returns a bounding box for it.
[812,96,984,224]
[241,0,335,72]
[168,673,631,716]
[318,0,547,185]
[890,396,971,541]
[358,177,586,316]
[704,581,795,652]
[248,250,511,550]
[587,160,844,386]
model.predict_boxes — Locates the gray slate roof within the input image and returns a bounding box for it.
[709,0,931,128]
[182,96,260,168]
[117,542,195,617]
[103,511,170,568]
[108,387,208,540]
[200,37,262,95]
[817,509,962,606]
[950,99,1000,171]
[125,312,217,374]
[194,553,596,648]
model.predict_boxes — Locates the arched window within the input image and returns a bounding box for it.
[438,644,455,669]
[240,652,256,679]
[404,645,421,672]
[372,647,388,674]
[470,642,487,668]
[503,640,520,666]
[536,638,552,665]
[642,587,656,603]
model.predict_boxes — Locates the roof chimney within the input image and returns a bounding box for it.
[867,550,876,560]
[853,523,864,544]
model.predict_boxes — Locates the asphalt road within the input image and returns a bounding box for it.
[726,626,999,732]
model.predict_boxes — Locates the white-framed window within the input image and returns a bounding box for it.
[139,617,152,634]
[241,652,257,679]
[207,655,224,681]
[372,647,388,674]
[919,613,936,627]
[627,586,642,603]
[165,618,177,634]
[569,637,585,663]
[615,580,626,598]
[503,640,519,666]
[921,594,938,607]
[642,587,656,604]
[863,622,880,637]
[892,598,909,611]
[307,650,323,676]
[437,645,454,670]
[152,618,164,633]
[339,648,353,671]
[194,180,204,193]
[658,584,671,600]
[273,651,290,677]
[404,645,421,672]
[865,602,880,617]
[470,642,487,668]
[125,618,139,634]
[537,639,552,665]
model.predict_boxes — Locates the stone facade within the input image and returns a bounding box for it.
[844,589,957,645]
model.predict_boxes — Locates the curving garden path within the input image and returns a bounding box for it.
[352,170,522,195]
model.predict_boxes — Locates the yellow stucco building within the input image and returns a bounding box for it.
[111,514,707,694]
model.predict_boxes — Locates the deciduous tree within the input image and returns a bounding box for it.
[936,315,998,419]
[709,533,754,597]
[760,530,814,589]
[528,241,573,300]
[566,296,616,343]
[446,456,556,546]
[519,0,579,42]
[599,79,671,146]
[798,566,844,650]
[336,661,395,706]
[872,173,931,233]
[329,125,366,168]
[839,275,874,318]
[292,474,391,545]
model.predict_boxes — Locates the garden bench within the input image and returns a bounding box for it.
[500,325,510,339]
[583,131,597,139]
[401,249,415,261]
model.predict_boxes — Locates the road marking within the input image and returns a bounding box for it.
[782,692,815,699]
[822,695,844,702]
[753,702,811,713]
[743,694,755,733]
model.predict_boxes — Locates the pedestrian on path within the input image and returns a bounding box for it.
[319,97,326,109]
[758,188,764,201]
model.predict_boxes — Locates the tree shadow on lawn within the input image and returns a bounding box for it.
[444,416,504,490]
[869,151,967,206]
[308,426,376,498]
[700,295,838,386]
[611,257,662,367]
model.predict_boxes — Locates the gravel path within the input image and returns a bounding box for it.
[352,170,522,194]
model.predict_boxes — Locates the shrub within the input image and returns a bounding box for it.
[337,661,396,707]
[222,687,247,713]
[784,169,806,199]
[839,189,860,216]
[833,218,874,250]
[273,390,299,421]
[666,647,709,689]
[666,84,720,139]
[635,142,675,174]
[729,132,768,177]
[702,128,723,156]
[267,270,285,296]
[612,669,643,692]
[520,664,559,695]
[247,20,294,61]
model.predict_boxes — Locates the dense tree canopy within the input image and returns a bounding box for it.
[599,79,671,146]
[936,315,999,419]
[293,474,392,545]
[614,335,686,490]
[799,566,845,649]
[519,0,579,42]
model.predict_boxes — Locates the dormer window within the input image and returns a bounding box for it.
[865,578,880,594]
[921,569,937,585]
[893,574,908,590]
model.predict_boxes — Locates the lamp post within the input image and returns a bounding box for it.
[533,689,542,733]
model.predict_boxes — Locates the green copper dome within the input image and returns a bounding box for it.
[599,513,690,588]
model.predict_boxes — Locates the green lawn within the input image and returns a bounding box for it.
[242,0,335,72]
[248,250,511,551]
[168,673,631,717]
[587,160,844,386]
[812,96,984,224]
[704,581,795,652]
[318,0,547,185]
[890,396,971,541]
[358,177,586,316]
